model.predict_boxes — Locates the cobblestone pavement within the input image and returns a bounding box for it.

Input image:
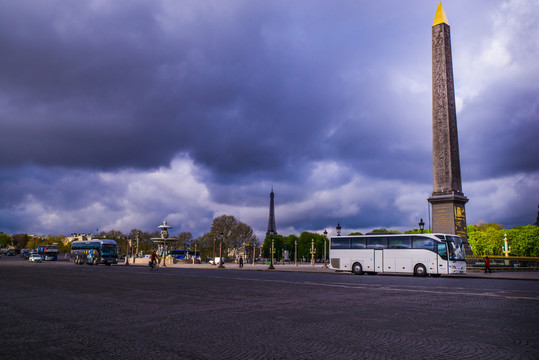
[1,258,538,360]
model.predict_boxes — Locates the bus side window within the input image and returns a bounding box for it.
[351,238,366,249]
[367,237,388,249]
[388,236,411,249]
[412,237,435,251]
[437,243,448,260]
[331,238,351,249]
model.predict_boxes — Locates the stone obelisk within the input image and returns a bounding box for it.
[428,2,470,251]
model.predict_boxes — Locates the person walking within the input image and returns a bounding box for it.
[239,256,244,268]
[484,256,491,273]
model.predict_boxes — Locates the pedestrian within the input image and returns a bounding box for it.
[239,256,244,268]
[484,256,491,273]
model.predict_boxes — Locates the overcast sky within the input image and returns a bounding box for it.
[1,0,538,240]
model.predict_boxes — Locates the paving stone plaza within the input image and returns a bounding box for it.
[1,258,538,359]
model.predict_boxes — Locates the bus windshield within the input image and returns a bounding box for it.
[446,236,465,261]
[101,244,118,256]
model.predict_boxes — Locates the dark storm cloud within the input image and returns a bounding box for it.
[0,0,434,182]
[460,86,539,180]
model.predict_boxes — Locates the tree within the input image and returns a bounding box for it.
[194,232,217,260]
[295,232,325,261]
[231,222,257,258]
[370,229,400,234]
[210,215,258,259]
[404,229,433,234]
[466,223,539,256]
[175,232,194,250]
[11,233,29,251]
[0,233,11,248]
[468,227,504,256]
[476,222,503,232]
[282,234,299,261]
[262,234,284,259]
[507,226,539,257]
[348,232,363,236]
[127,229,154,255]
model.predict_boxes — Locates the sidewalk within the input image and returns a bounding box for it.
[125,258,539,280]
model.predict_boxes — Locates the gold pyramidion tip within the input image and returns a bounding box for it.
[433,1,449,26]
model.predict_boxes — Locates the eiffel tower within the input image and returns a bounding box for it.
[266,188,277,236]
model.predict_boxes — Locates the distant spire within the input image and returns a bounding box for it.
[534,205,539,226]
[266,188,277,236]
[433,2,449,26]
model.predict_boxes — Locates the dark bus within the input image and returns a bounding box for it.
[37,243,59,261]
[70,239,118,266]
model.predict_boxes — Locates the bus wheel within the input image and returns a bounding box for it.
[414,264,427,277]
[352,263,363,275]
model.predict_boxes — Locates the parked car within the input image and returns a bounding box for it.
[5,250,15,256]
[20,249,31,259]
[209,257,225,265]
[29,254,42,263]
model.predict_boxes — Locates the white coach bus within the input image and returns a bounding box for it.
[329,233,466,276]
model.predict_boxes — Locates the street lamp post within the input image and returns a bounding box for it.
[193,241,197,264]
[125,237,130,266]
[310,239,315,266]
[294,239,298,266]
[136,231,140,260]
[323,230,328,269]
[218,232,225,268]
[252,242,256,266]
[268,236,275,270]
[212,237,216,265]
[502,233,511,257]
[336,223,342,236]
[418,218,425,234]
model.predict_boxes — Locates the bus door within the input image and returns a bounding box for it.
[374,250,383,272]
[437,242,449,274]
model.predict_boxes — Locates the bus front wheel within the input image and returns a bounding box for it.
[414,264,427,277]
[352,263,363,275]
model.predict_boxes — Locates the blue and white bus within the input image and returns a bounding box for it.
[329,233,466,276]
[37,244,59,261]
[70,239,119,266]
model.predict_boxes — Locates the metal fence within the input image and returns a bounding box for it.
[467,256,539,271]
